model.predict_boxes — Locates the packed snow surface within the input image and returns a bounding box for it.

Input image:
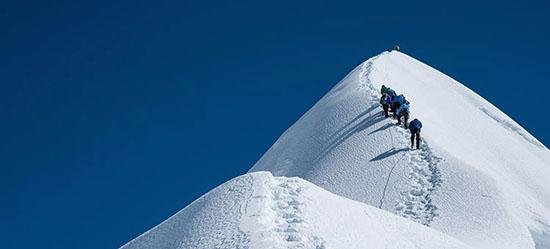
[122,172,473,249]
[251,51,550,248]
[123,51,550,249]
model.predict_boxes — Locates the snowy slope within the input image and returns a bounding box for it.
[250,51,550,248]
[122,51,550,249]
[121,172,473,249]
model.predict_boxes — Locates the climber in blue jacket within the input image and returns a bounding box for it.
[409,118,422,149]
[391,94,405,117]
[396,101,410,128]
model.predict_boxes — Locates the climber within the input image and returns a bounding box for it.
[409,118,422,149]
[396,100,410,128]
[381,85,397,97]
[380,93,391,117]
[391,94,405,117]
[381,85,389,95]
[387,88,396,98]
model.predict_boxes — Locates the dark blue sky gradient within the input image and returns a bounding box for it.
[1,1,549,248]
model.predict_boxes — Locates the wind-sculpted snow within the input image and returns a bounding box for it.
[122,172,473,249]
[479,107,545,149]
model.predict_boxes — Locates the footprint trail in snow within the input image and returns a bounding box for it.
[394,127,443,226]
[242,175,326,249]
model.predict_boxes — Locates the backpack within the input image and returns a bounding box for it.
[387,89,397,97]
[398,103,410,114]
[409,119,422,130]
[393,95,404,104]
[398,95,407,104]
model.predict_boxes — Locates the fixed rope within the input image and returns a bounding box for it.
[378,128,407,208]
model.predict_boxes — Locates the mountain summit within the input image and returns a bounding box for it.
[122,51,550,249]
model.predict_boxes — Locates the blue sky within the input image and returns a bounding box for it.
[1,0,549,248]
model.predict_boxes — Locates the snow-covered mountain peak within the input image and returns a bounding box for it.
[250,50,550,248]
[122,51,550,249]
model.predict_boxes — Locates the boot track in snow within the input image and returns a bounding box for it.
[359,55,444,227]
[395,128,443,226]
[242,175,326,249]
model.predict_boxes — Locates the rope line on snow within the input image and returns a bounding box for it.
[360,56,406,210]
[378,127,407,209]
[366,53,443,226]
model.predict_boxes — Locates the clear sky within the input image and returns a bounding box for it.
[1,0,549,248]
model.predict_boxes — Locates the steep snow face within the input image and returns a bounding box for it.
[121,172,473,249]
[250,51,550,248]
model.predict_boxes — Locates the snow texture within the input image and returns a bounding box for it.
[251,51,550,249]
[123,51,550,249]
[121,172,473,249]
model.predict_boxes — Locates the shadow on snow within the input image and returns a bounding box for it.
[370,147,409,162]
[315,105,386,163]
